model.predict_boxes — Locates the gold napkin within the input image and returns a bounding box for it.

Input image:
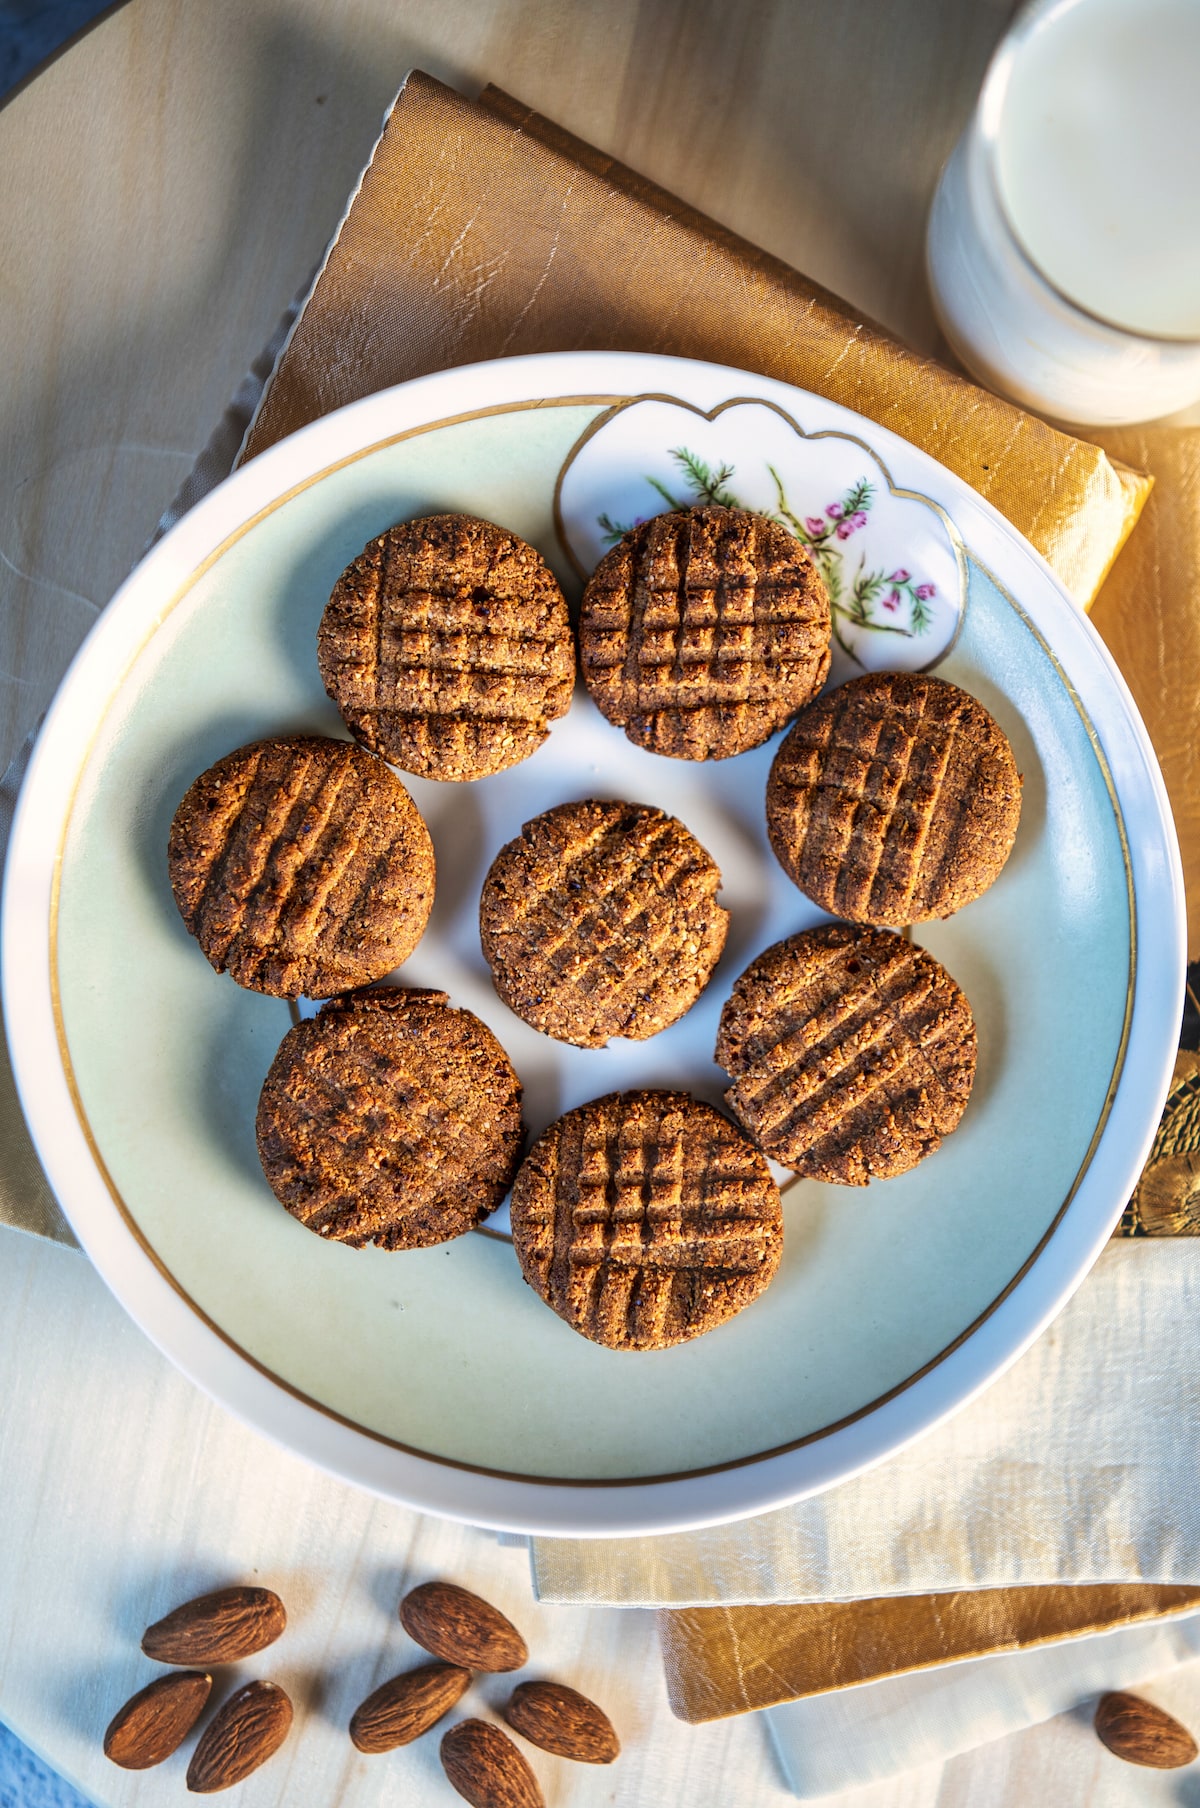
[1092,428,1200,958]
[242,72,1147,611]
[662,1585,1200,1722]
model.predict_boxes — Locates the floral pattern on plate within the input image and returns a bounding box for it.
[557,396,967,683]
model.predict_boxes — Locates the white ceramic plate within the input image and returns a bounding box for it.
[2,352,1184,1536]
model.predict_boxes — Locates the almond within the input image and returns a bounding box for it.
[1095,1691,1198,1768]
[103,1671,212,1769]
[503,1679,619,1764]
[350,1662,470,1752]
[142,1585,286,1665]
[400,1581,527,1672]
[186,1680,293,1793]
[441,1719,544,1808]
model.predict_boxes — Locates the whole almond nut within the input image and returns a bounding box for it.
[104,1671,212,1769]
[441,1719,544,1808]
[350,1662,470,1752]
[503,1680,619,1763]
[1095,1691,1198,1768]
[142,1586,286,1665]
[400,1581,528,1672]
[186,1680,293,1793]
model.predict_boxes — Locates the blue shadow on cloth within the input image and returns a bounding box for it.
[0,1722,93,1808]
[0,0,116,98]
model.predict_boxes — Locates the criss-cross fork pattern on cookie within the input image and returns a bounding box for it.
[767,672,1022,924]
[717,925,977,1185]
[579,505,831,760]
[255,988,524,1249]
[510,1090,782,1350]
[480,800,729,1048]
[318,513,575,781]
[167,736,435,998]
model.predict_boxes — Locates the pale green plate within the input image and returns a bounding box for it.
[4,353,1183,1534]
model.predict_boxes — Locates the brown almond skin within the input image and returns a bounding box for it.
[142,1586,286,1665]
[186,1680,293,1793]
[400,1581,528,1672]
[503,1680,619,1764]
[441,1719,544,1808]
[1095,1691,1199,1768]
[350,1662,470,1752]
[104,1671,212,1769]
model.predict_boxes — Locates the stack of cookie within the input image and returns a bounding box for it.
[167,502,1021,1354]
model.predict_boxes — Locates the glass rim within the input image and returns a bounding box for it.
[974,0,1200,350]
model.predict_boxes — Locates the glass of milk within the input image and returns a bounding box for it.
[926,0,1200,424]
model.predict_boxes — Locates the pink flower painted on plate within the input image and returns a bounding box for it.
[601,452,949,660]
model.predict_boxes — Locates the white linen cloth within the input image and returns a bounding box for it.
[529,1241,1200,1791]
[530,1241,1200,1608]
[768,1618,1200,1800]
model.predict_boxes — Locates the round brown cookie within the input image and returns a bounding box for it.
[716,924,977,1185]
[167,735,435,998]
[255,986,524,1249]
[766,671,1021,923]
[317,512,575,781]
[479,799,729,1048]
[578,504,830,761]
[509,1090,782,1350]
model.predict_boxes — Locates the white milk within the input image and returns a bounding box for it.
[926,0,1200,420]
[994,0,1200,340]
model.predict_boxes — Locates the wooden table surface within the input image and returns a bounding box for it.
[0,2,1188,1802]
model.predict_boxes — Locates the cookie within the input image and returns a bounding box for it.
[317,512,575,781]
[167,735,435,997]
[479,800,729,1048]
[716,924,977,1185]
[255,986,524,1249]
[578,505,830,760]
[765,671,1021,923]
[509,1089,782,1350]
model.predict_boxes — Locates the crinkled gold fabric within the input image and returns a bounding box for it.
[242,72,1148,612]
[660,1585,1200,1722]
[1092,429,1200,957]
[1123,1053,1200,1235]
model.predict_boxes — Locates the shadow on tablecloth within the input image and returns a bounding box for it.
[0,1720,92,1808]
[0,0,119,100]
